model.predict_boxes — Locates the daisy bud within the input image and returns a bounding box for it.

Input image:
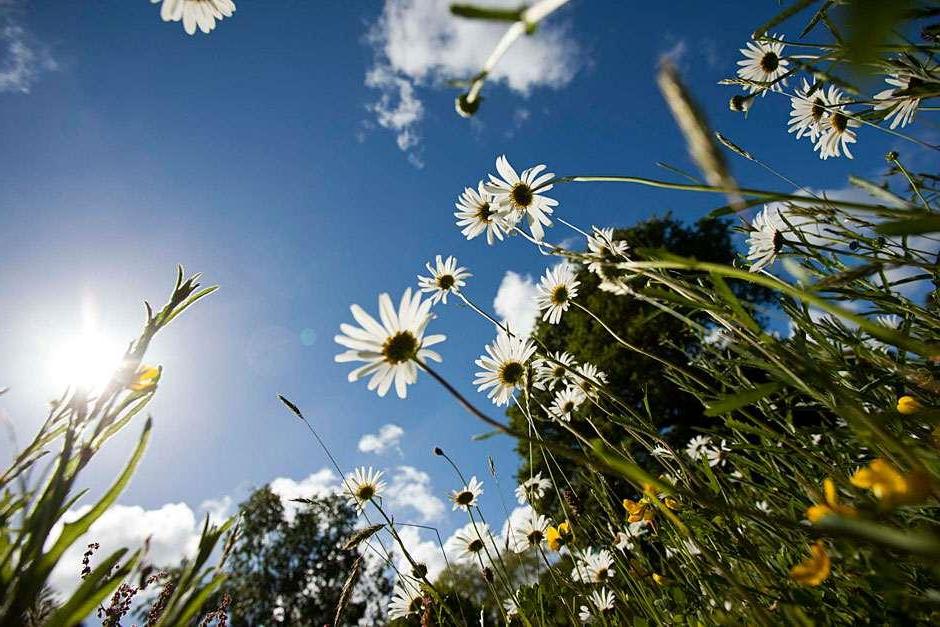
[455,93,481,118]
[481,566,495,583]
[412,563,428,579]
[729,94,752,112]
[433,446,444,456]
[885,151,899,162]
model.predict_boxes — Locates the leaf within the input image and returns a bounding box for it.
[875,215,940,236]
[800,0,834,37]
[704,382,782,417]
[710,273,760,333]
[845,0,914,68]
[450,4,523,21]
[36,418,152,582]
[753,0,821,37]
[815,515,940,558]
[848,175,907,207]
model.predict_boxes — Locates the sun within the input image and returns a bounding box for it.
[48,330,126,393]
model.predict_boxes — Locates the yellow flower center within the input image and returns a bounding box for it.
[382,331,418,364]
[499,361,525,386]
[759,52,779,73]
[510,183,534,209]
[551,285,569,306]
[436,274,455,290]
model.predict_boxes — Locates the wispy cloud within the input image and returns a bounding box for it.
[0,4,56,94]
[364,0,581,164]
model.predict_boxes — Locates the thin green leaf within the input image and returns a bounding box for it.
[705,382,782,417]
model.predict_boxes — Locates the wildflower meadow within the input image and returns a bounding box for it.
[1,0,939,625]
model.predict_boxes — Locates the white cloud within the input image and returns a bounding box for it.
[385,465,445,522]
[394,524,448,580]
[0,10,57,94]
[358,423,405,456]
[49,503,204,597]
[269,468,342,522]
[44,462,451,599]
[493,271,540,337]
[364,0,580,159]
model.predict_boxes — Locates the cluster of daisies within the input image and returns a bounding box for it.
[149,0,236,35]
[342,462,627,623]
[335,156,631,413]
[732,36,936,159]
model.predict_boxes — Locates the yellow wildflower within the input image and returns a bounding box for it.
[850,458,930,508]
[790,541,830,586]
[897,395,923,415]
[545,521,572,551]
[806,478,856,523]
[663,496,681,511]
[652,573,670,585]
[623,498,655,523]
[129,365,161,392]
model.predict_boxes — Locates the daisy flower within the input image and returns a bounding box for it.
[814,86,860,160]
[665,538,703,559]
[334,289,445,399]
[485,155,558,241]
[512,512,551,553]
[503,597,520,618]
[578,588,616,623]
[417,255,470,305]
[454,181,507,245]
[345,466,386,512]
[874,66,933,129]
[454,523,493,562]
[571,548,616,584]
[788,79,829,141]
[746,204,787,272]
[614,521,649,552]
[473,332,537,406]
[705,439,731,468]
[685,435,712,461]
[549,386,587,422]
[876,314,902,329]
[515,471,552,505]
[736,36,789,95]
[534,351,577,391]
[535,264,580,324]
[450,476,484,511]
[388,581,424,621]
[586,227,630,277]
[150,0,235,36]
[574,362,609,397]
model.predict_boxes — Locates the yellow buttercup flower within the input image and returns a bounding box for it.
[897,396,923,415]
[546,521,572,551]
[790,541,830,586]
[128,365,161,392]
[623,498,655,523]
[806,478,856,523]
[850,458,930,508]
[652,573,669,585]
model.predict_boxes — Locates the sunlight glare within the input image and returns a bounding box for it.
[48,331,126,393]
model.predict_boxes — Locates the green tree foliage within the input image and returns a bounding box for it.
[217,487,391,626]
[509,216,774,521]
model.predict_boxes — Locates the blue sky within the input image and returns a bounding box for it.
[0,0,930,588]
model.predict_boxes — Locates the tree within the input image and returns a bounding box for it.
[216,487,391,626]
[509,215,774,521]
